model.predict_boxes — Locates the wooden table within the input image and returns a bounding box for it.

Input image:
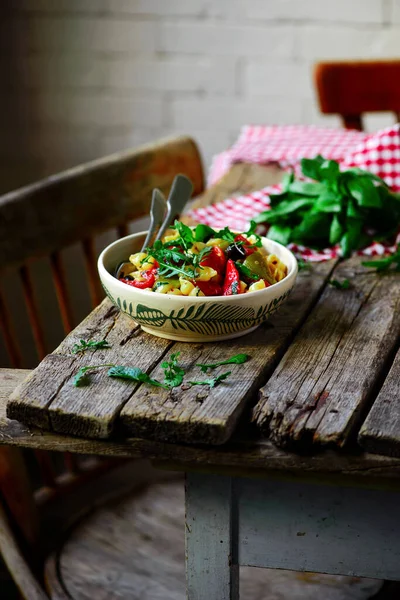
[2,162,400,599]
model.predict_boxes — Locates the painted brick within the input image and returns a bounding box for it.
[107,58,236,95]
[245,0,384,24]
[16,0,107,13]
[159,23,295,58]
[107,0,207,17]
[17,93,164,128]
[244,61,314,99]
[8,56,106,88]
[13,17,157,53]
[170,98,303,131]
[391,0,400,22]
[298,26,400,59]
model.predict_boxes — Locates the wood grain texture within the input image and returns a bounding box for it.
[3,369,400,480]
[253,259,400,451]
[0,501,48,600]
[53,478,382,600]
[358,349,400,457]
[120,260,336,445]
[0,136,204,272]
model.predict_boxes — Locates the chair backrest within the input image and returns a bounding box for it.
[0,135,204,367]
[314,60,400,130]
[0,136,204,592]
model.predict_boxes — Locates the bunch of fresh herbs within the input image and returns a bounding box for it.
[253,156,400,257]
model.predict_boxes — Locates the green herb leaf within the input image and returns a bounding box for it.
[189,371,231,388]
[214,226,236,243]
[329,279,350,290]
[244,220,262,246]
[72,339,111,354]
[267,224,292,245]
[347,176,382,209]
[161,352,185,388]
[319,159,340,183]
[73,364,115,387]
[236,262,259,280]
[300,156,324,181]
[171,220,195,250]
[297,258,311,271]
[314,190,342,213]
[329,215,344,245]
[288,181,325,197]
[195,223,216,242]
[196,353,249,373]
[108,366,169,389]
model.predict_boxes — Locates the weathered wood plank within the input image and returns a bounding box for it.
[358,349,400,457]
[3,368,400,479]
[0,136,203,272]
[253,259,400,450]
[7,299,121,429]
[120,260,337,445]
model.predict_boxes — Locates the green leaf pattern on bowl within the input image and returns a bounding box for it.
[102,283,291,335]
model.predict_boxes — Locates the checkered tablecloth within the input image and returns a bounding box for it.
[190,124,400,261]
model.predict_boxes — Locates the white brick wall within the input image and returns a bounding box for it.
[1,0,400,193]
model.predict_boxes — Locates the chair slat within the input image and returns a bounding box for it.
[117,224,129,239]
[34,450,57,489]
[0,287,22,368]
[341,115,363,131]
[50,252,74,334]
[19,266,46,361]
[82,238,103,308]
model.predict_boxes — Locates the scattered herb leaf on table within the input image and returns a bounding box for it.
[362,245,400,272]
[73,364,115,387]
[72,339,111,354]
[189,371,232,388]
[196,353,249,373]
[253,156,400,257]
[108,366,169,389]
[329,279,350,290]
[161,352,185,388]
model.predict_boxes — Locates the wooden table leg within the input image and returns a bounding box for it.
[185,472,239,600]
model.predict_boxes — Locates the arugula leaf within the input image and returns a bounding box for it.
[171,220,195,250]
[72,339,111,354]
[196,353,249,372]
[214,226,236,243]
[236,262,259,280]
[108,366,169,389]
[189,371,231,388]
[161,352,185,388]
[244,220,262,246]
[329,279,350,290]
[73,364,115,387]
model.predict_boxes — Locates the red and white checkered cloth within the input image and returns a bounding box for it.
[191,124,400,261]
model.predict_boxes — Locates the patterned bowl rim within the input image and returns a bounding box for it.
[98,230,298,303]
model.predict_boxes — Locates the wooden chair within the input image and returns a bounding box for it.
[314,60,400,130]
[0,136,204,598]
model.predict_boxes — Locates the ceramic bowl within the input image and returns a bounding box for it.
[98,231,298,342]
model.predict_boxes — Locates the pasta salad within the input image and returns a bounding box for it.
[117,222,287,297]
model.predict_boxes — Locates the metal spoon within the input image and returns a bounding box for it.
[115,188,166,279]
[154,174,193,242]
